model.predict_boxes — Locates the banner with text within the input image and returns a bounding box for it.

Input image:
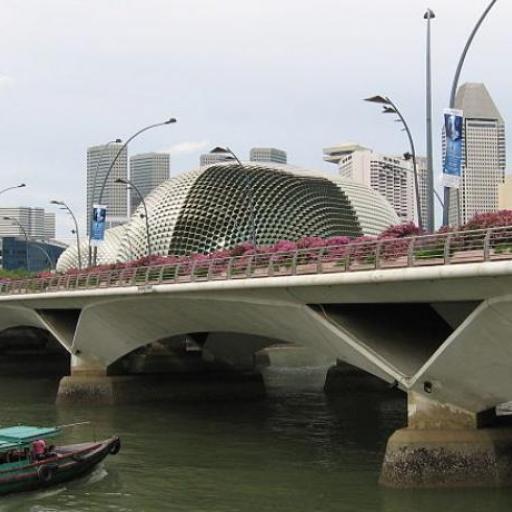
[90,204,107,246]
[443,108,464,189]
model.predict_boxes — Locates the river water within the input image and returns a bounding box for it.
[1,367,512,511]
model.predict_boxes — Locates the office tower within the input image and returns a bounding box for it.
[129,153,170,214]
[446,83,506,226]
[44,212,56,239]
[200,149,233,167]
[249,147,287,164]
[0,207,54,239]
[323,143,423,224]
[86,142,128,234]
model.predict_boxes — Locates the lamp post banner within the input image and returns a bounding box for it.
[91,204,107,246]
[443,108,464,189]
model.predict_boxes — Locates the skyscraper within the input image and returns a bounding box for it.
[129,152,170,214]
[0,207,55,239]
[249,147,287,164]
[323,143,424,224]
[446,83,506,226]
[86,143,128,234]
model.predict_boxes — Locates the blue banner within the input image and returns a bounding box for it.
[443,108,464,189]
[90,204,107,246]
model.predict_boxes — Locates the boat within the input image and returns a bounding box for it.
[0,425,120,496]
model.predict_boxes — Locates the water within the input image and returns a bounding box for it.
[1,368,512,511]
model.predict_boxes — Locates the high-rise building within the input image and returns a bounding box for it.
[249,147,287,164]
[323,143,424,224]
[200,148,232,167]
[86,143,128,234]
[0,207,55,239]
[129,153,170,214]
[446,83,506,226]
[44,212,56,240]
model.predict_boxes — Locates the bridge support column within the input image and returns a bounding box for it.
[380,392,512,488]
[57,356,266,406]
[57,356,114,406]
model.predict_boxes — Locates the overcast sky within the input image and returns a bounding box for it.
[1,0,510,239]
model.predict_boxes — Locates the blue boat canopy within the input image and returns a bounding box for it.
[0,426,61,451]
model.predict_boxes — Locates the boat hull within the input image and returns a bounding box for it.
[0,436,120,496]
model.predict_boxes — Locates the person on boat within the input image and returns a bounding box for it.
[31,439,47,461]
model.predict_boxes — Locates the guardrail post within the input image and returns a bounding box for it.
[207,259,214,280]
[268,255,275,276]
[291,251,298,275]
[345,246,352,271]
[407,237,416,266]
[317,248,325,273]
[190,261,197,282]
[246,255,254,277]
[227,258,233,279]
[444,234,453,264]
[484,228,492,261]
[375,241,383,270]
[174,264,181,282]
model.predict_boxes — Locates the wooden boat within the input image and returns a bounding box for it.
[0,425,120,496]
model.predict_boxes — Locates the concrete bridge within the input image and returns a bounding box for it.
[2,226,512,487]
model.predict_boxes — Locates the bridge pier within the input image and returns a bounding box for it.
[56,355,266,406]
[380,392,512,488]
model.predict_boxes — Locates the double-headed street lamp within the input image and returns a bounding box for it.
[3,216,29,271]
[364,95,424,231]
[51,200,82,270]
[208,147,258,251]
[114,178,152,257]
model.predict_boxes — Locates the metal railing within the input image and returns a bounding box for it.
[2,225,512,296]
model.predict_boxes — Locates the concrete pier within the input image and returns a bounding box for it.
[56,356,266,405]
[380,393,512,488]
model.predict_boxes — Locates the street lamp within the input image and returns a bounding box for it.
[208,146,258,251]
[97,118,177,205]
[424,8,436,233]
[0,183,26,197]
[93,118,176,266]
[364,96,424,231]
[443,0,499,226]
[51,200,82,270]
[114,178,152,257]
[3,216,29,271]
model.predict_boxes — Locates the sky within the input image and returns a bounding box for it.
[0,0,510,240]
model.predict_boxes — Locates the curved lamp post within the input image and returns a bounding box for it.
[364,95,424,231]
[114,178,152,257]
[443,0,499,226]
[3,216,29,271]
[97,118,177,205]
[0,183,26,197]
[51,200,82,270]
[208,147,258,251]
[30,243,54,270]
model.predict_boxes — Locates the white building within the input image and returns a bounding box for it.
[86,143,128,234]
[323,143,425,225]
[129,153,170,214]
[250,147,287,164]
[446,83,506,226]
[0,207,55,239]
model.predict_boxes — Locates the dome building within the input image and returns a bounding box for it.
[57,163,398,272]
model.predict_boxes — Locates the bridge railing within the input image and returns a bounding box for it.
[2,225,512,295]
